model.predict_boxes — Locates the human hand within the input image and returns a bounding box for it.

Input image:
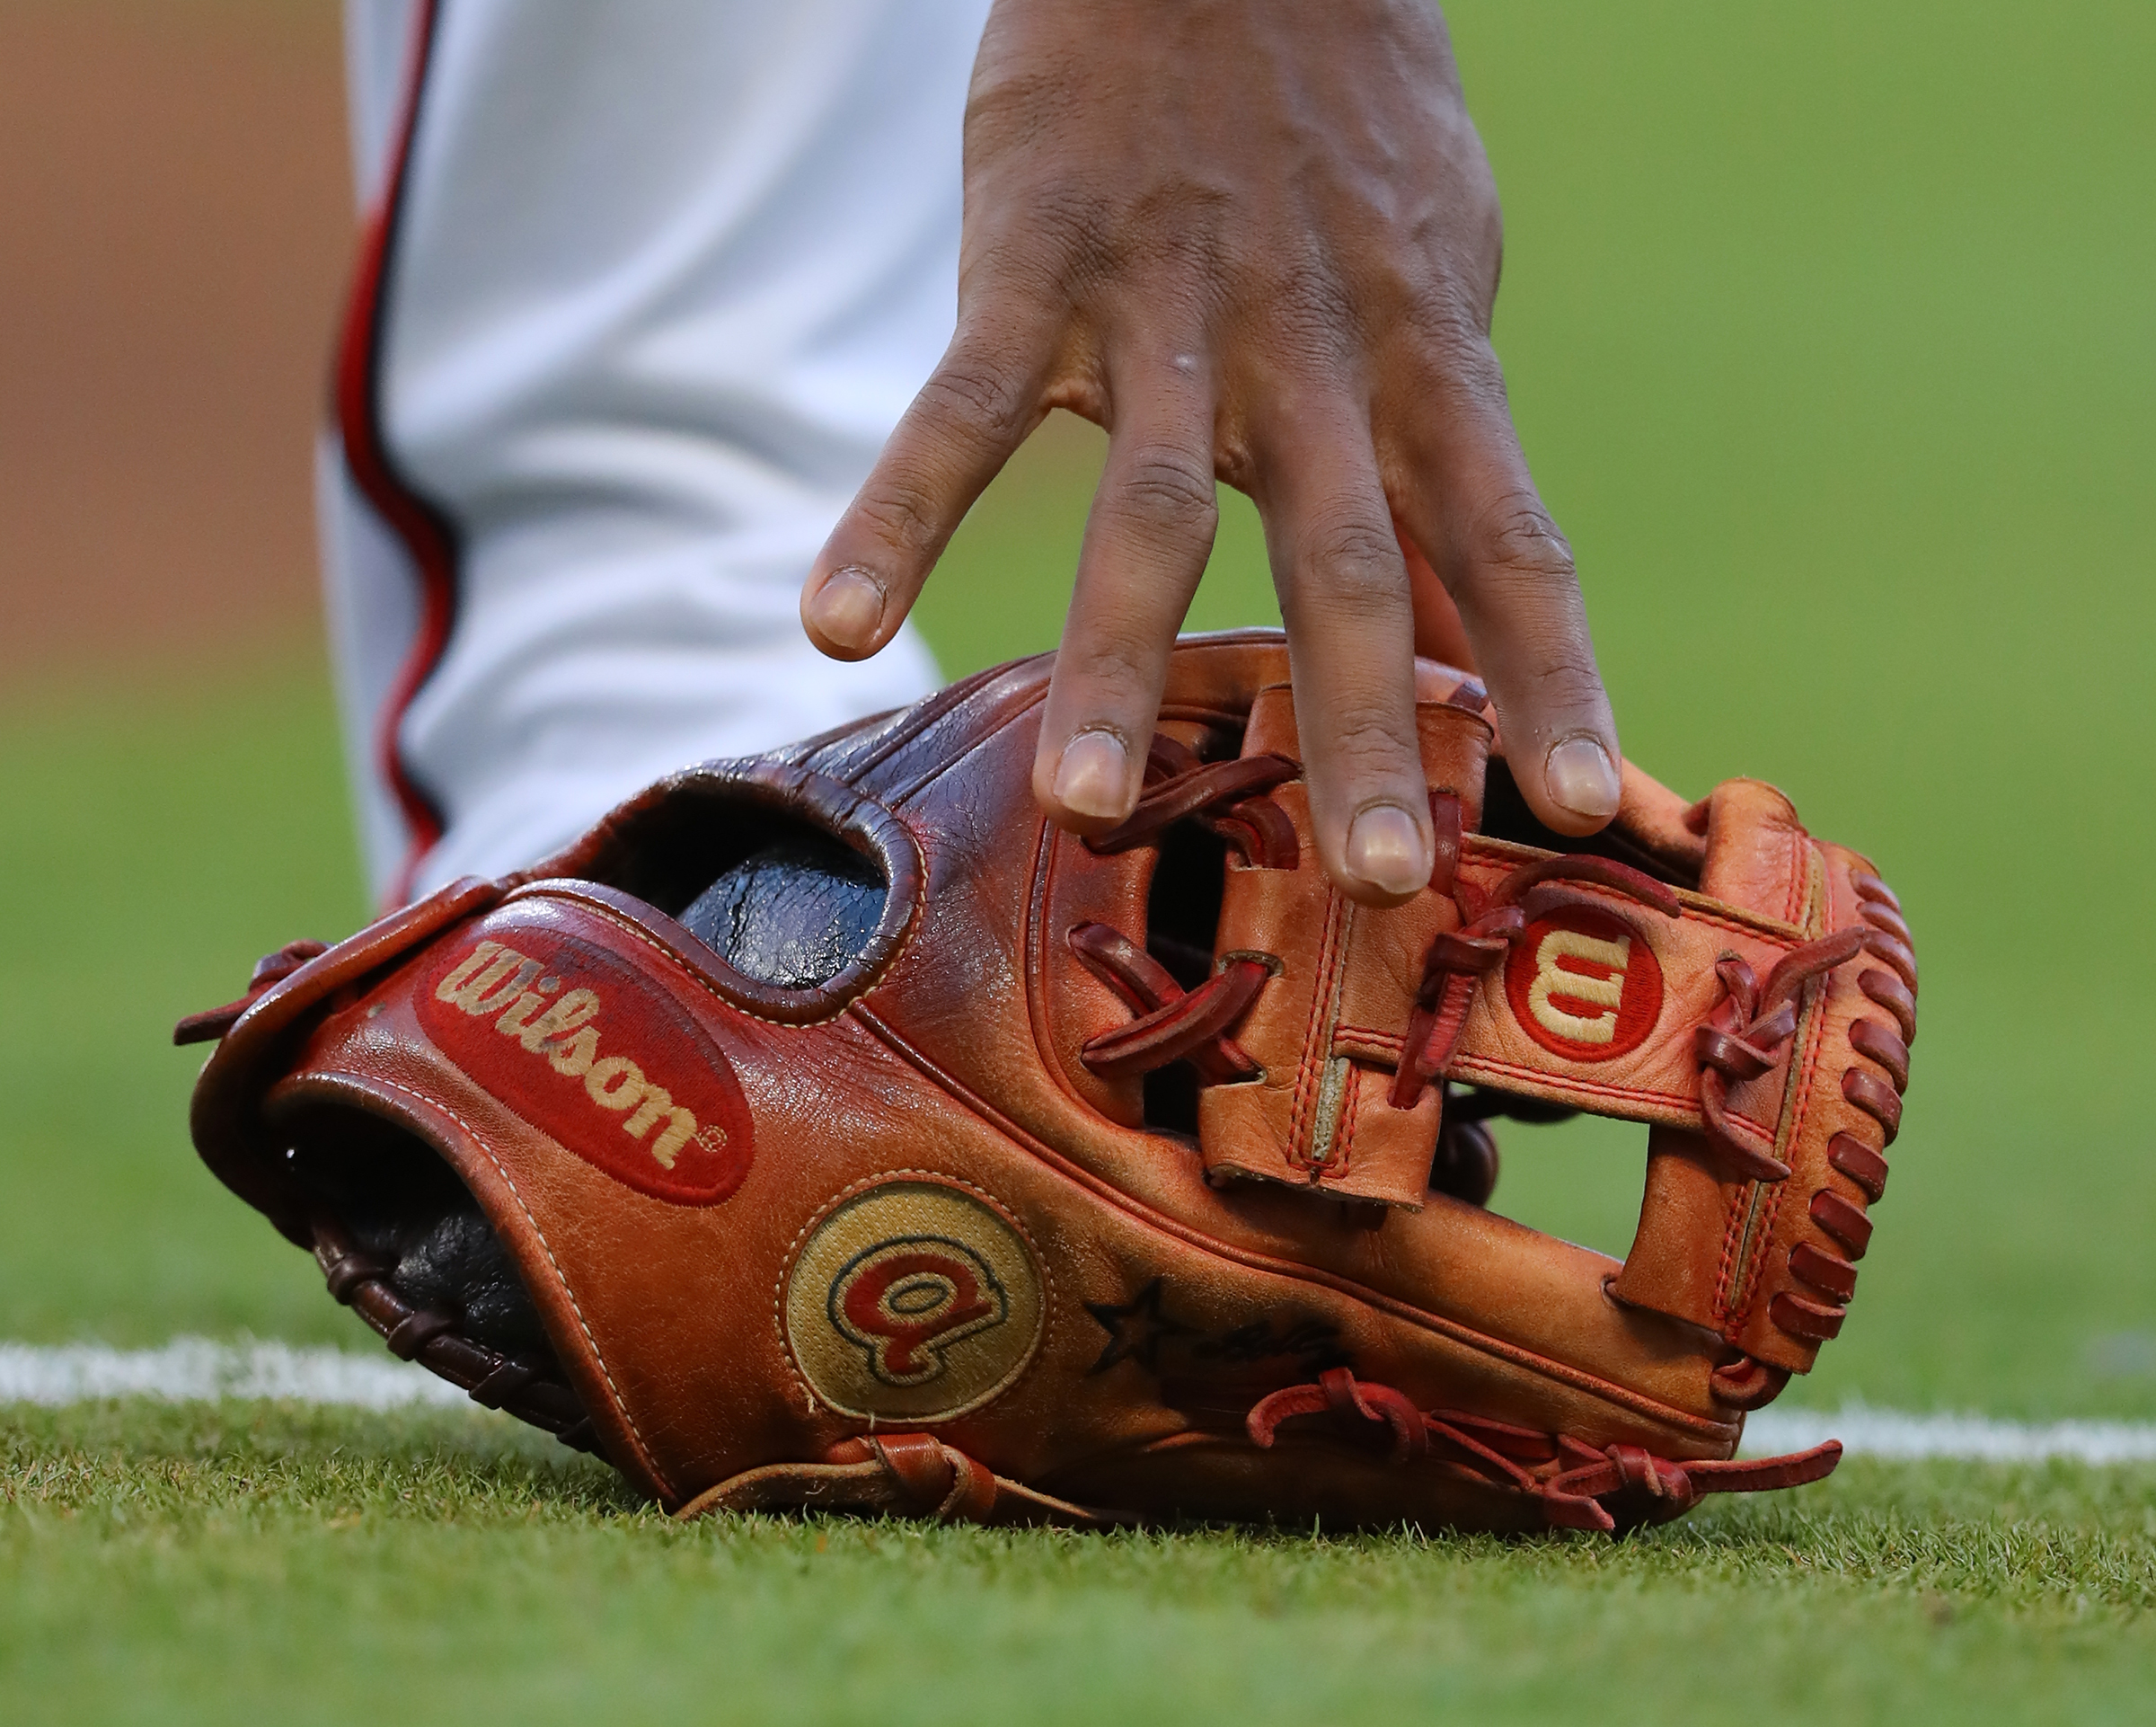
[801,0,1619,906]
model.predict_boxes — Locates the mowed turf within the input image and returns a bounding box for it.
[5,1404,2155,1726]
[2,2,2152,1720]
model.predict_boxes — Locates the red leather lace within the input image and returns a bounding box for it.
[1246,1366,1841,1533]
[1693,925,1866,1182]
[1085,735,1301,867]
[1072,739,1298,1083]
[172,939,330,1046]
[675,1431,1128,1528]
[1070,923,1267,1082]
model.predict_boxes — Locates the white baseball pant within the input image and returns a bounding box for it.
[323,0,991,903]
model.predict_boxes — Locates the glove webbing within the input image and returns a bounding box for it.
[311,1214,601,1455]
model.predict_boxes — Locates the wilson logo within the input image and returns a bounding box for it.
[1503,905,1664,1062]
[420,929,754,1205]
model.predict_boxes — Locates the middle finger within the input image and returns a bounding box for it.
[1250,387,1433,905]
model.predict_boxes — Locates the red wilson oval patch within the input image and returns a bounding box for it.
[1503,903,1664,1062]
[419,923,755,1205]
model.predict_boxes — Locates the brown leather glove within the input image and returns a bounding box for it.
[179,632,1913,1534]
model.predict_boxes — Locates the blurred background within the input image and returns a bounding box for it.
[1,0,2150,1421]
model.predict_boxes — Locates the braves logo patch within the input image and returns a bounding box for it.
[784,1179,1043,1422]
[1503,904,1663,1061]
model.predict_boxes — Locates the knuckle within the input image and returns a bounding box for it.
[916,351,1032,447]
[1467,494,1577,588]
[850,479,945,561]
[1114,447,1219,541]
[1321,710,1423,782]
[1063,632,1159,699]
[1527,650,1608,704]
[1248,252,1357,368]
[1402,287,1488,361]
[968,185,1125,310]
[1301,513,1405,607]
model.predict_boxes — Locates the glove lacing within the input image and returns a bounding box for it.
[1245,1365,1842,1533]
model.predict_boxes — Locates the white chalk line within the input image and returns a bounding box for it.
[3,1340,2153,1464]
[1741,1404,2156,1466]
[0,1339,466,1413]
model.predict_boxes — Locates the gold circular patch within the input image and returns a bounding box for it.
[782,1178,1044,1423]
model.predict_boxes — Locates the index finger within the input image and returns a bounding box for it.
[801,318,1049,661]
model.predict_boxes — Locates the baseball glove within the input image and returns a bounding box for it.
[179,630,1914,1534]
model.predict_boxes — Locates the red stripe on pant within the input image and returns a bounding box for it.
[331,0,455,906]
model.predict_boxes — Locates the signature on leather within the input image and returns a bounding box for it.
[1085,1277,1348,1379]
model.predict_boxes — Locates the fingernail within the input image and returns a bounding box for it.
[807,567,885,651]
[1051,731,1131,821]
[1546,734,1621,820]
[1345,802,1429,899]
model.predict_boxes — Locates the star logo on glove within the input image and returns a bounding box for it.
[1084,1278,1197,1375]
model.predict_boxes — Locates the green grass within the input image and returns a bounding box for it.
[4,1403,2154,1725]
[0,653,368,1345]
[2,1,2152,1719]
